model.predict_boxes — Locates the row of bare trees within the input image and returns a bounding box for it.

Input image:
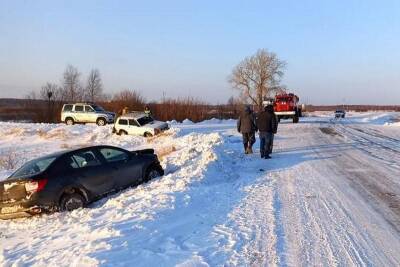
[27,65,104,104]
[23,48,286,122]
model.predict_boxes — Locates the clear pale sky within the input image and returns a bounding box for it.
[1,0,399,104]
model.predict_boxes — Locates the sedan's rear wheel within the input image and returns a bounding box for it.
[144,167,162,182]
[60,193,86,211]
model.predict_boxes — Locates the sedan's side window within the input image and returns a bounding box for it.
[99,148,129,163]
[128,119,139,127]
[69,151,101,168]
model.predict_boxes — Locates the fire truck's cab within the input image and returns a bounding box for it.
[273,93,302,123]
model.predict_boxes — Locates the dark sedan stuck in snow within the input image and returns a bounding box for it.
[0,145,163,219]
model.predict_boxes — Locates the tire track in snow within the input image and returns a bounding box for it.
[313,124,400,265]
[213,177,279,266]
[272,187,287,266]
[275,121,400,266]
[331,122,400,171]
[209,134,281,266]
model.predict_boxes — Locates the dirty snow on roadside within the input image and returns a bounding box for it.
[1,112,400,266]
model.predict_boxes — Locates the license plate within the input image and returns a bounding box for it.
[1,205,22,214]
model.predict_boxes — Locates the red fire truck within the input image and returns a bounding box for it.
[273,93,302,123]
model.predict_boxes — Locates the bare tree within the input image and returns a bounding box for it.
[25,90,37,100]
[40,82,59,100]
[112,89,145,113]
[38,82,62,122]
[227,96,243,117]
[85,69,103,102]
[271,84,287,94]
[229,49,286,109]
[62,65,83,102]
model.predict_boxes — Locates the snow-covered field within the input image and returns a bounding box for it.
[1,111,400,266]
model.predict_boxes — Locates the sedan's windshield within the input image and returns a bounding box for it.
[9,156,57,178]
[137,116,154,126]
[92,105,105,112]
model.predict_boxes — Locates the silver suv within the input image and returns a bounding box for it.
[61,103,115,126]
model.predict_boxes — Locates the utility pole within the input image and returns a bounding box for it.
[47,91,53,123]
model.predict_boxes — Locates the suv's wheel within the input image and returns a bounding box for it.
[119,130,128,135]
[144,132,153,138]
[65,118,74,125]
[144,167,162,182]
[60,193,86,211]
[97,118,106,126]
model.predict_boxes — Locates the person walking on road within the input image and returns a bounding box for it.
[256,104,278,159]
[237,105,257,154]
[268,104,278,155]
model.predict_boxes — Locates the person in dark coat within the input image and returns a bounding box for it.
[256,104,278,159]
[144,106,152,117]
[237,105,257,154]
[268,105,278,155]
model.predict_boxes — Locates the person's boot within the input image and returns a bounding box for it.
[264,154,271,159]
[248,146,253,154]
[244,144,248,154]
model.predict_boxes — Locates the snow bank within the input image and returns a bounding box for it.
[385,122,400,127]
[307,111,400,126]
[182,119,194,125]
[0,121,225,266]
[355,113,398,125]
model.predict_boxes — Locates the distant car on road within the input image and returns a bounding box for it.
[335,110,346,118]
[113,112,169,137]
[61,103,115,126]
[0,145,164,219]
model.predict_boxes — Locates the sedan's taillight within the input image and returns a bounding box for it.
[25,179,48,194]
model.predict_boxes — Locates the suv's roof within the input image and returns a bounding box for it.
[63,102,97,106]
[118,112,147,119]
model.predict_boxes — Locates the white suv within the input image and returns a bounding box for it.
[113,112,169,137]
[61,103,115,126]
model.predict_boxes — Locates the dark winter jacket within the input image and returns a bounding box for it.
[256,106,278,134]
[237,107,257,133]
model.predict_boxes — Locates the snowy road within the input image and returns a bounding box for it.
[208,114,400,266]
[0,112,400,266]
